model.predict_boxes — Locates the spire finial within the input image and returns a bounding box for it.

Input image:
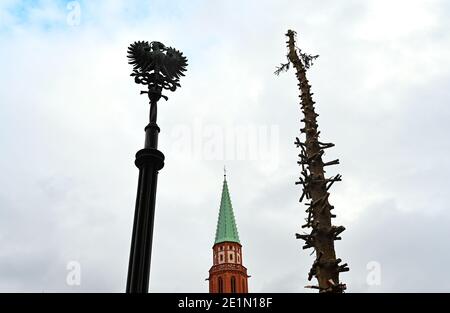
[224,165,227,180]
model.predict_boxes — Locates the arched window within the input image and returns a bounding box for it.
[218,276,223,293]
[231,276,236,293]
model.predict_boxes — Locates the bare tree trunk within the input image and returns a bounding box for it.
[278,30,349,293]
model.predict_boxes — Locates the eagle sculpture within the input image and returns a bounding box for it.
[127,41,188,123]
[127,41,188,100]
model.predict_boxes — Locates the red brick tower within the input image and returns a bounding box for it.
[208,170,249,293]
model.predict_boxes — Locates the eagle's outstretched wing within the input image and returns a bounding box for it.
[127,41,153,72]
[163,47,188,80]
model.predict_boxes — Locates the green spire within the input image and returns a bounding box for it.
[214,170,240,244]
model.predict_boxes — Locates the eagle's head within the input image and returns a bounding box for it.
[150,41,166,52]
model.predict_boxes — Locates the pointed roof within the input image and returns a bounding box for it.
[214,171,240,244]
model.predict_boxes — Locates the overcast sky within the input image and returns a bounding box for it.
[0,0,450,292]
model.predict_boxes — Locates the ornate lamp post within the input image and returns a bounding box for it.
[126,41,188,293]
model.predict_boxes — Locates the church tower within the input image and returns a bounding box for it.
[208,171,249,293]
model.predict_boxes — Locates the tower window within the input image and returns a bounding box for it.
[230,253,233,261]
[231,276,236,293]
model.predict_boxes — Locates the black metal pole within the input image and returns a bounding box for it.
[126,100,164,293]
[125,40,187,293]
